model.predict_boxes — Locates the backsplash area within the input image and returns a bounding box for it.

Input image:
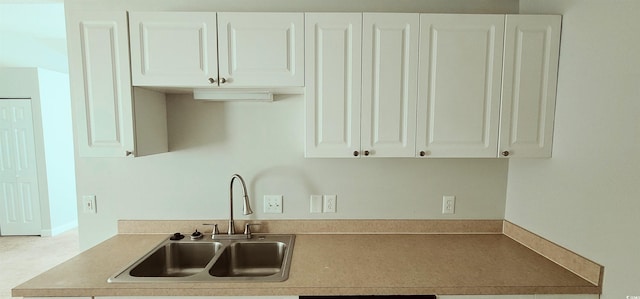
[75,94,508,249]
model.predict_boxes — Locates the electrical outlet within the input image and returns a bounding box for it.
[263,195,283,213]
[82,195,97,214]
[310,195,323,213]
[442,195,455,214]
[323,195,337,213]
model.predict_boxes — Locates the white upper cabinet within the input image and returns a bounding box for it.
[500,15,561,158]
[67,11,168,157]
[305,13,362,158]
[416,14,505,158]
[129,12,304,88]
[67,11,136,157]
[361,13,419,158]
[128,12,218,87]
[305,13,419,158]
[217,13,304,87]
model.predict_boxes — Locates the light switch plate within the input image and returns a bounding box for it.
[82,195,97,214]
[310,195,323,213]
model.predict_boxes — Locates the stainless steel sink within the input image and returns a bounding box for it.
[209,241,287,278]
[108,234,294,283]
[129,242,223,277]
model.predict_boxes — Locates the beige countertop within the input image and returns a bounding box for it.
[13,227,600,296]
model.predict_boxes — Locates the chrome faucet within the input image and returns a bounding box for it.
[227,174,253,235]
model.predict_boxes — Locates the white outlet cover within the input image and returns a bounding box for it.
[323,195,337,213]
[263,195,283,213]
[442,195,455,214]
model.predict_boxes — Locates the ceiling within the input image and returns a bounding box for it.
[0,1,68,73]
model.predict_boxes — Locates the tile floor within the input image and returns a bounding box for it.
[0,229,80,299]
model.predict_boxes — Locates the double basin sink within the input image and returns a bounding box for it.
[108,234,295,283]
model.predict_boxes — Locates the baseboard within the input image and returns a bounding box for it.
[41,220,78,237]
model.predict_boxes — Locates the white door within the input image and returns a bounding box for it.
[217,13,304,87]
[67,11,136,157]
[361,13,419,157]
[305,13,362,158]
[500,15,561,158]
[128,12,218,87]
[417,14,505,158]
[0,99,42,235]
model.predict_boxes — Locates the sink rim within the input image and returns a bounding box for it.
[107,234,295,283]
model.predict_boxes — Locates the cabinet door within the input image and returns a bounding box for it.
[361,13,419,158]
[305,13,362,158]
[129,12,218,87]
[417,14,505,158]
[500,15,561,158]
[66,11,135,157]
[217,13,304,87]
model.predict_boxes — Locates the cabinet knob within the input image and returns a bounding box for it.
[501,150,510,157]
[353,151,360,157]
[219,77,227,84]
[208,77,216,84]
[419,151,426,157]
[126,150,133,156]
[363,150,370,156]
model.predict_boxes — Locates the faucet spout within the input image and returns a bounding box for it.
[228,174,253,235]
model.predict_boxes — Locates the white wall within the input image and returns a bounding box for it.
[63,0,518,13]
[506,1,640,298]
[37,68,78,235]
[76,94,509,248]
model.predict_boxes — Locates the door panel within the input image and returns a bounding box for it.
[500,15,561,158]
[0,99,42,235]
[217,13,304,87]
[129,12,218,87]
[417,14,504,157]
[67,11,135,157]
[305,13,362,158]
[12,105,37,176]
[0,107,14,173]
[361,13,419,157]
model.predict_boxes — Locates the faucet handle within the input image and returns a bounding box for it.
[203,223,220,237]
[243,223,261,236]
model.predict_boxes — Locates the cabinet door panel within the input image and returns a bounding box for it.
[500,15,561,158]
[305,13,362,158]
[67,11,134,157]
[417,14,504,157]
[129,12,218,87]
[361,13,419,157]
[218,13,304,87]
